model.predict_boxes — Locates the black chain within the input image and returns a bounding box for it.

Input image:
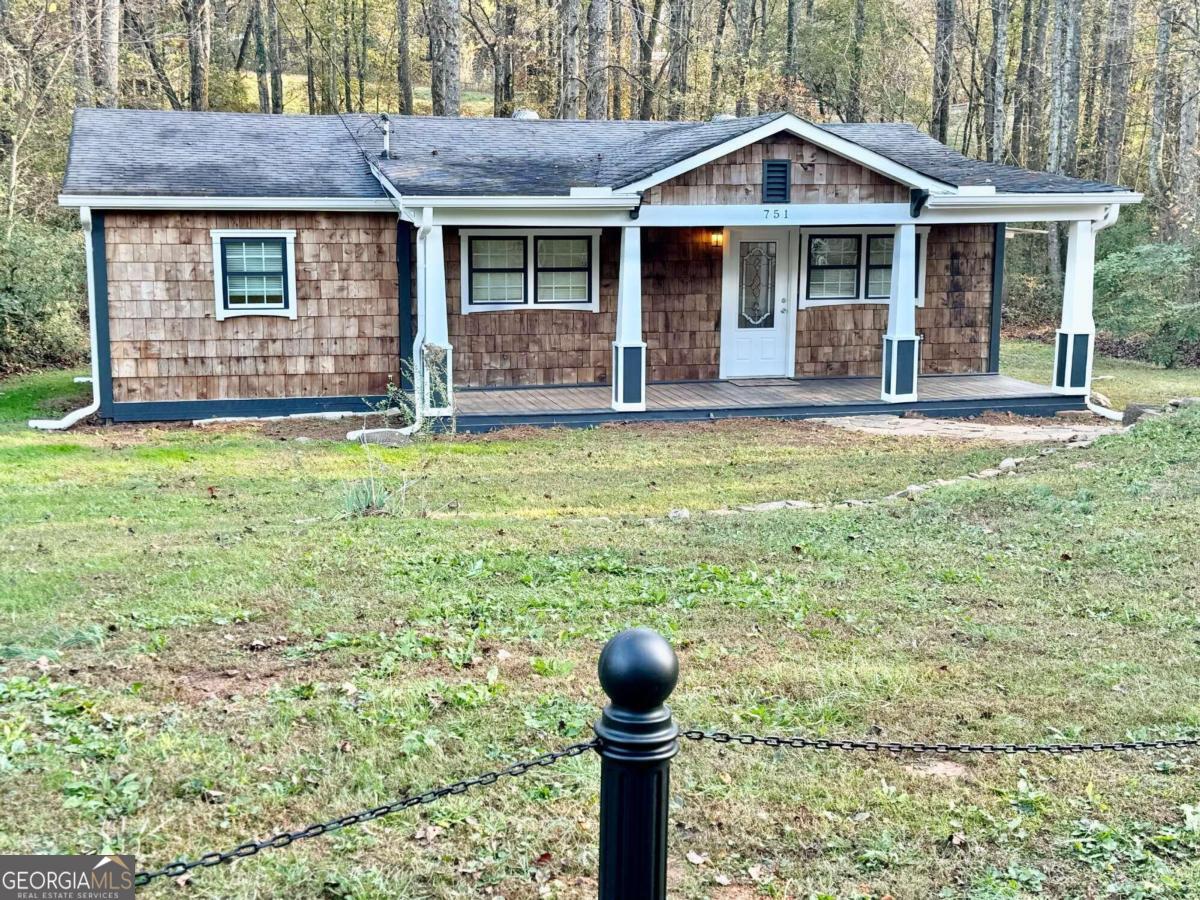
[682,729,1200,755]
[133,738,598,888]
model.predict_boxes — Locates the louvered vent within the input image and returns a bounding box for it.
[762,160,790,203]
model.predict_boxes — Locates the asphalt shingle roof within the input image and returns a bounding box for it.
[63,108,1125,200]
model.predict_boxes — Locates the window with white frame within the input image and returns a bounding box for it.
[211,229,298,320]
[802,229,927,308]
[461,229,601,312]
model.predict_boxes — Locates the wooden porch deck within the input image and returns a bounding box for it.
[452,374,1083,431]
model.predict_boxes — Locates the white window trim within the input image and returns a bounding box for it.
[211,228,298,321]
[459,228,601,313]
[798,226,929,310]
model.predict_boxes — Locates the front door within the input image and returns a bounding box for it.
[720,228,794,378]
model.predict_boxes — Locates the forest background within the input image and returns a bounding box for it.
[1,0,1197,374]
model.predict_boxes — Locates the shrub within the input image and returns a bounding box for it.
[0,220,87,375]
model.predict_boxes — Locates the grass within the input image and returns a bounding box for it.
[1,357,1199,898]
[1003,338,1200,410]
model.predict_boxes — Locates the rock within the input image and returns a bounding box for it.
[667,508,690,521]
[784,499,817,509]
[1090,391,1114,409]
[975,468,1002,479]
[997,457,1022,470]
[1122,403,1162,426]
[354,429,413,446]
[1169,397,1200,409]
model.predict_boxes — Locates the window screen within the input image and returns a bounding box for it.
[221,238,287,309]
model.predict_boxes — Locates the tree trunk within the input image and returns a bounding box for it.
[71,0,94,106]
[631,0,662,118]
[586,0,610,118]
[784,0,797,81]
[1148,0,1173,195]
[98,0,120,107]
[1009,0,1033,162]
[1079,0,1104,166]
[1171,1,1198,237]
[431,0,461,114]
[732,0,754,116]
[611,0,623,117]
[560,0,582,117]
[395,0,413,113]
[845,0,866,121]
[268,0,283,113]
[932,0,955,142]
[306,26,318,113]
[494,1,517,116]
[1095,0,1132,182]
[986,0,1008,160]
[251,0,271,112]
[706,0,730,116]
[665,0,690,118]
[184,0,212,112]
[342,0,353,110]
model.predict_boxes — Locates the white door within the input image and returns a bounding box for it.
[720,228,794,378]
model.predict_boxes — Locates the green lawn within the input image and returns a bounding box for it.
[2,364,1200,898]
[1002,338,1200,410]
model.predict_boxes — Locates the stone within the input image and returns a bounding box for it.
[1169,397,1200,409]
[975,468,1002,479]
[997,457,1023,470]
[1122,403,1162,426]
[1056,409,1099,422]
[355,429,413,446]
[784,499,817,509]
[667,508,690,521]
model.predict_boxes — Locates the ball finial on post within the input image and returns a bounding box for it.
[594,628,680,900]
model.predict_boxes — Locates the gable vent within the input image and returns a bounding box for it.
[762,160,790,203]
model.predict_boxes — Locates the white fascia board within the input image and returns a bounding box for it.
[58,194,396,211]
[429,207,634,227]
[924,190,1143,209]
[401,195,639,209]
[618,113,954,195]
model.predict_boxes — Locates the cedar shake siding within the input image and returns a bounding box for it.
[105,212,399,403]
[446,229,618,388]
[642,134,911,206]
[447,227,725,387]
[793,224,995,377]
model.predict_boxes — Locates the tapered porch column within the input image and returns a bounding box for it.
[612,226,646,412]
[418,217,453,414]
[1052,219,1096,395]
[881,223,921,402]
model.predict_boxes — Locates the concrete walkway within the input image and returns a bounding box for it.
[810,414,1122,443]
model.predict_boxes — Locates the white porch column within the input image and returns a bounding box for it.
[612,226,646,412]
[1052,219,1096,395]
[881,223,921,402]
[418,217,453,414]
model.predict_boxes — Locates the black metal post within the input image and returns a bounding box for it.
[595,628,679,900]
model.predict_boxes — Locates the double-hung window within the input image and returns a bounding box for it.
[211,229,298,320]
[461,229,601,313]
[802,229,926,307]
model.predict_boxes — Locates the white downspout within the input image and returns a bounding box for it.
[1086,203,1124,421]
[30,207,101,430]
[347,205,429,442]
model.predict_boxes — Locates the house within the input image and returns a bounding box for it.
[50,107,1141,431]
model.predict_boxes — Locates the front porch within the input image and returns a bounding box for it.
[451,373,1083,431]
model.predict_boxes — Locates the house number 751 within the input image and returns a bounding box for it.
[762,208,789,220]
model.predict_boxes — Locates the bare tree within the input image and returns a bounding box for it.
[586,0,610,118]
[430,0,462,114]
[611,0,623,117]
[268,0,283,113]
[98,0,119,107]
[1009,0,1035,162]
[630,0,663,118]
[1171,1,1198,236]
[844,0,866,121]
[664,0,690,118]
[181,0,212,111]
[396,0,414,113]
[560,0,582,117]
[985,0,1009,160]
[706,0,731,116]
[932,0,956,142]
[1147,0,1174,195]
[1095,0,1134,182]
[732,0,754,115]
[70,0,93,106]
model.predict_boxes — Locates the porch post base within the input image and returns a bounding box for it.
[881,335,921,403]
[422,343,454,415]
[1051,329,1093,395]
[612,343,647,412]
